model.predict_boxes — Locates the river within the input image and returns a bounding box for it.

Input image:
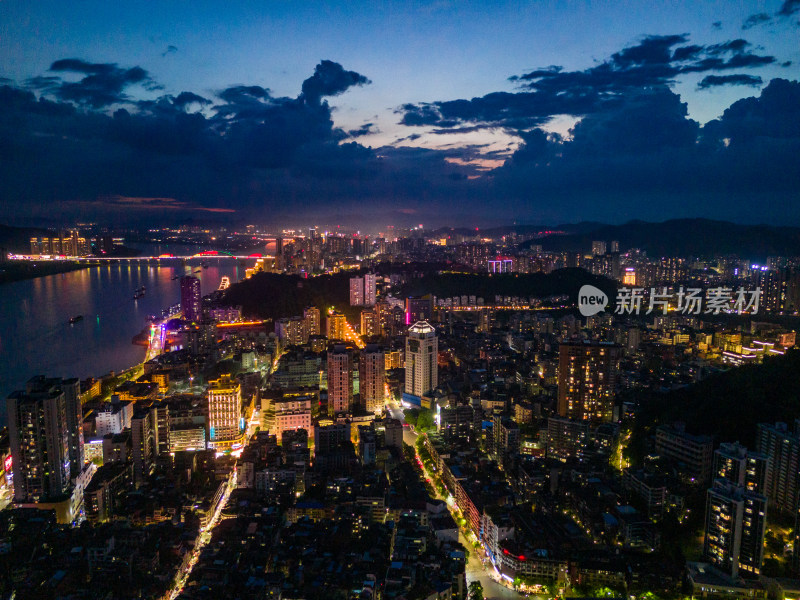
[0,244,251,420]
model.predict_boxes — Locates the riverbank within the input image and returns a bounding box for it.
[0,260,89,285]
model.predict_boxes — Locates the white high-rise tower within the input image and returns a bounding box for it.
[404,321,438,402]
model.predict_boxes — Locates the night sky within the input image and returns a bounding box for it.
[1,1,799,228]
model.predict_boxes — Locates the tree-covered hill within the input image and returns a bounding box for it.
[632,348,800,449]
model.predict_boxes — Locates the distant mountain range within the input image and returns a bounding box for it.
[519,219,800,260]
[432,222,605,238]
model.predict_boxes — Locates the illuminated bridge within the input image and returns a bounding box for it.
[439,304,572,311]
[13,250,272,262]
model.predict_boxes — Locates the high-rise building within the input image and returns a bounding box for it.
[375,300,400,337]
[704,480,767,578]
[363,273,377,306]
[756,421,800,513]
[180,276,202,322]
[272,237,284,271]
[547,416,589,461]
[7,380,75,502]
[131,405,158,485]
[350,276,365,306]
[359,344,385,413]
[477,308,491,333]
[557,341,621,423]
[438,404,477,445]
[591,241,607,256]
[405,296,433,326]
[360,309,379,338]
[20,376,84,478]
[327,345,353,416]
[207,375,242,448]
[493,416,520,458]
[303,306,321,337]
[704,442,768,578]
[275,316,307,346]
[626,326,640,353]
[326,311,347,341]
[404,321,438,402]
[713,442,769,494]
[610,240,620,253]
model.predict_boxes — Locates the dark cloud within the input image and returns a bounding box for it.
[300,60,370,105]
[24,75,62,92]
[698,74,763,89]
[173,91,211,108]
[217,85,271,103]
[0,60,394,224]
[712,21,722,30]
[491,80,800,225]
[566,88,699,156]
[778,0,800,16]
[48,59,155,107]
[0,48,797,228]
[400,34,777,131]
[162,45,178,57]
[705,78,800,141]
[347,122,377,138]
[743,13,772,29]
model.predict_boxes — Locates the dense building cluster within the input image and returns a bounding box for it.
[3,227,800,599]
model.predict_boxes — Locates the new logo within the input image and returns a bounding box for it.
[578,285,608,316]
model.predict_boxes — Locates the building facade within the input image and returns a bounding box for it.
[207,375,243,448]
[557,341,621,423]
[404,321,438,402]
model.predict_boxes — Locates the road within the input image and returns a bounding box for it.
[386,400,527,600]
[462,532,527,600]
[168,469,237,599]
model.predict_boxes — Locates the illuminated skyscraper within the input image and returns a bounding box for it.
[359,344,385,413]
[557,341,621,423]
[704,442,768,578]
[713,442,768,494]
[326,311,346,340]
[363,273,377,306]
[704,480,767,578]
[303,306,321,337]
[350,274,377,307]
[327,344,353,416]
[350,276,365,306]
[131,405,158,485]
[207,375,242,448]
[404,321,438,403]
[756,421,800,513]
[275,316,306,346]
[360,309,379,338]
[180,276,202,322]
[7,380,73,502]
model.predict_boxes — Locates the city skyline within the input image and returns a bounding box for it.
[0,1,798,227]
[3,4,800,597]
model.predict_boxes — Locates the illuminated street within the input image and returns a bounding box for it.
[387,399,529,600]
[168,469,237,599]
